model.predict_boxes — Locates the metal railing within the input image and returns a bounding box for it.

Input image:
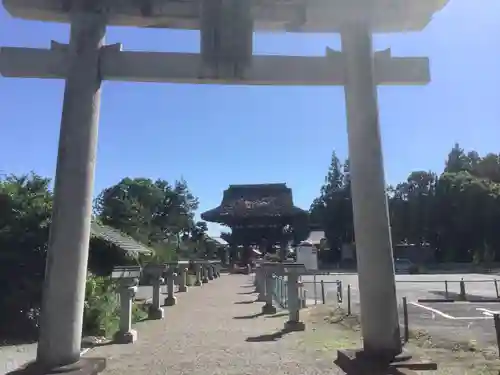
[270,275,345,309]
[272,275,288,308]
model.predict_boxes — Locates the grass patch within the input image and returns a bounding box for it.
[300,305,500,374]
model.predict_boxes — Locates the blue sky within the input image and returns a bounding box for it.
[1,0,499,236]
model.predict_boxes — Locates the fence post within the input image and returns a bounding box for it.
[402,297,409,343]
[320,280,326,304]
[459,279,466,301]
[494,314,500,358]
[314,275,318,305]
[495,280,499,299]
[444,280,449,300]
[337,280,343,303]
[279,276,285,308]
[347,284,351,316]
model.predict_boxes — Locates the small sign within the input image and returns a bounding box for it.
[111,266,142,279]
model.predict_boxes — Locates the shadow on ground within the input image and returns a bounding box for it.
[82,340,115,349]
[234,300,256,305]
[238,291,256,295]
[265,312,288,318]
[245,328,291,342]
[430,290,500,301]
[233,312,264,320]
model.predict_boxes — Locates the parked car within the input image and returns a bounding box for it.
[395,258,419,274]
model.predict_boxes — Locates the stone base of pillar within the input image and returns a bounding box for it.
[164,296,177,306]
[284,320,305,332]
[208,276,214,281]
[148,306,165,320]
[202,278,209,284]
[261,303,277,315]
[7,358,106,375]
[195,280,202,286]
[113,329,138,344]
[334,349,436,374]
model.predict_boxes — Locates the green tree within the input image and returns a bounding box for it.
[0,173,52,339]
[94,177,200,261]
[312,144,500,266]
[310,152,353,261]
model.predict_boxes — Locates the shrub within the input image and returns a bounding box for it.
[83,275,120,337]
[83,274,147,338]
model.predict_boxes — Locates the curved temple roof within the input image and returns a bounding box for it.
[201,183,307,225]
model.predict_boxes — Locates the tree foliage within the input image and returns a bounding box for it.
[310,151,353,262]
[94,177,199,244]
[311,144,500,264]
[0,173,52,339]
[0,173,204,341]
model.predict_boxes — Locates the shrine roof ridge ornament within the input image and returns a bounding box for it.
[3,0,448,32]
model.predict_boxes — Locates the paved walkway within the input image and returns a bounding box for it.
[86,274,340,375]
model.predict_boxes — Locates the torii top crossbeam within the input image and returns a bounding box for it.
[4,0,447,32]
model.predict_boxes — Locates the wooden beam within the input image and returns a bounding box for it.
[0,47,430,85]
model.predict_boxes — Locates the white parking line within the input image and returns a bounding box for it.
[410,301,491,320]
[476,308,500,317]
[410,301,456,319]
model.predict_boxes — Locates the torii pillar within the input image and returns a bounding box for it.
[341,22,402,360]
[1,0,448,371]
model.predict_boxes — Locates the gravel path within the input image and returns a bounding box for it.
[87,274,341,375]
[0,343,37,375]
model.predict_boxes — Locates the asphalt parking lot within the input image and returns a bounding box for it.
[406,301,500,347]
[300,273,500,348]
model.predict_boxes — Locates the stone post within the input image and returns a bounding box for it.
[36,10,106,368]
[207,264,214,280]
[284,273,305,331]
[164,268,177,306]
[256,267,266,302]
[202,265,209,283]
[341,22,401,357]
[178,267,188,292]
[195,263,202,286]
[261,268,277,315]
[211,264,218,279]
[114,279,138,343]
[148,276,164,320]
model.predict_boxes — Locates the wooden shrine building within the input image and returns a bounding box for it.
[201,183,308,261]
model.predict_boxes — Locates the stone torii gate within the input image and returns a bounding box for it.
[0,0,448,372]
